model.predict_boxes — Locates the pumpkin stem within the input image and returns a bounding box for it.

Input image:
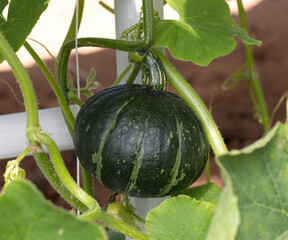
[141,50,168,91]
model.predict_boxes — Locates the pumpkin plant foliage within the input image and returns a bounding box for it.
[207,121,288,240]
[175,182,222,205]
[146,195,216,240]
[0,180,107,240]
[0,0,285,239]
[0,0,50,63]
[155,0,261,66]
[146,121,288,240]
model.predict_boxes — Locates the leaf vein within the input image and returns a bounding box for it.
[229,167,288,217]
[263,148,287,213]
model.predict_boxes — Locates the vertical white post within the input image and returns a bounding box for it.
[114,0,142,84]
[114,1,166,237]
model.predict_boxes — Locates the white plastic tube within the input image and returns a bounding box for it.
[114,0,143,84]
[0,105,78,159]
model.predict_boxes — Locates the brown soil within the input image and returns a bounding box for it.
[0,0,287,208]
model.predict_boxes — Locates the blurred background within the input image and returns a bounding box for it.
[0,0,287,208]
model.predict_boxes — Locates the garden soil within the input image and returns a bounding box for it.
[0,0,287,209]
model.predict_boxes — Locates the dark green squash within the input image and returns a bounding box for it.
[73,84,209,198]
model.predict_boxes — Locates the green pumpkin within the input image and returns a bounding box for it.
[73,84,209,198]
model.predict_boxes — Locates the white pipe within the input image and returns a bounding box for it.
[0,105,78,160]
[114,0,142,84]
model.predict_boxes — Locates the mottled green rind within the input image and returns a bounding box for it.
[146,195,216,240]
[74,84,209,198]
[0,179,107,240]
[206,122,288,240]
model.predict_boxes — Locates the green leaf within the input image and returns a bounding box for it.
[155,0,261,66]
[0,0,8,13]
[207,121,288,240]
[205,165,240,240]
[176,182,222,205]
[0,0,8,24]
[0,0,50,63]
[146,195,216,240]
[0,179,107,240]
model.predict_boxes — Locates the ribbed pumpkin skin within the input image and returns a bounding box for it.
[73,84,209,198]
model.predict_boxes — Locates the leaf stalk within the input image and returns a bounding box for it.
[236,0,270,131]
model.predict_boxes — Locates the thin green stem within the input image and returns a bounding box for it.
[143,0,155,47]
[24,42,75,136]
[236,0,270,131]
[98,212,149,240]
[0,32,38,129]
[206,150,211,182]
[27,38,56,60]
[222,62,247,90]
[68,91,84,107]
[33,152,88,212]
[0,14,5,21]
[62,0,85,45]
[38,132,95,207]
[126,63,141,84]
[123,195,133,212]
[99,1,114,14]
[56,37,147,98]
[133,213,146,226]
[246,77,259,109]
[15,147,30,165]
[112,64,132,86]
[154,49,228,156]
[32,131,100,220]
[268,90,288,130]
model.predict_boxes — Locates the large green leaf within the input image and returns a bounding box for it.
[155,0,261,66]
[0,0,49,63]
[207,121,288,240]
[175,182,222,205]
[146,195,216,240]
[0,179,107,240]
